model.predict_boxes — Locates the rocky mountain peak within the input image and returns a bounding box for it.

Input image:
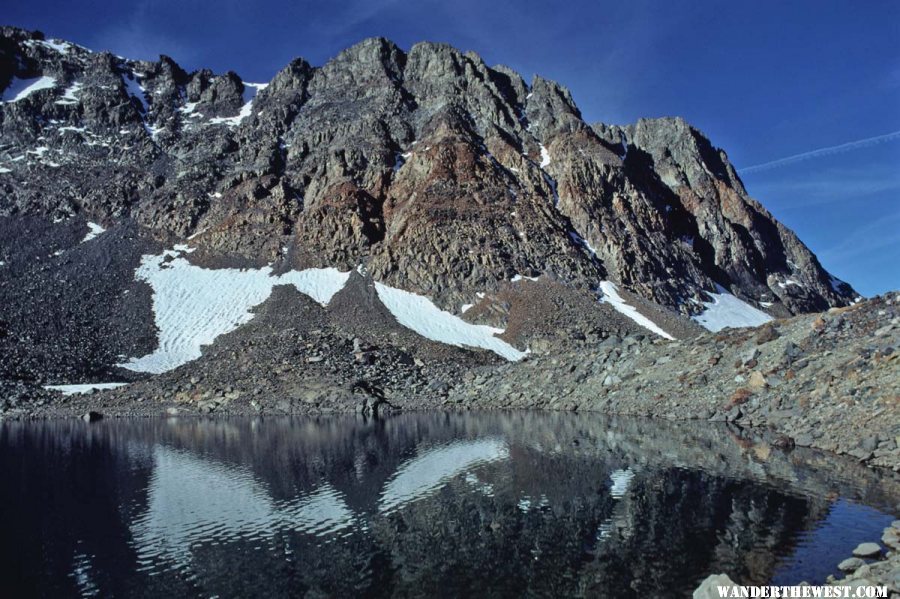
[0,28,856,327]
[527,74,583,137]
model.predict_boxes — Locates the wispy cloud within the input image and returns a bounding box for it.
[818,210,900,261]
[746,165,900,210]
[739,130,900,174]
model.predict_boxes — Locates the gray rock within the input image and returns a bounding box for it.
[874,324,893,337]
[602,375,622,387]
[860,437,879,452]
[725,406,742,422]
[887,567,900,592]
[782,341,803,362]
[851,542,882,558]
[883,529,900,549]
[794,434,814,447]
[741,348,760,366]
[838,557,865,572]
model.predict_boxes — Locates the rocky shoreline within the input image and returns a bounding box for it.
[695,520,900,596]
[2,294,898,594]
[829,526,900,595]
[4,292,898,474]
[451,290,900,471]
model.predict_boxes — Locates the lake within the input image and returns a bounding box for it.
[1,412,897,598]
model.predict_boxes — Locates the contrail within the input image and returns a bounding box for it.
[739,129,900,174]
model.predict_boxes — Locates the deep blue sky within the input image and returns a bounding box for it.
[6,0,899,295]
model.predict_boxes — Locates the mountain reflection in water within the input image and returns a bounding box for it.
[1,412,897,598]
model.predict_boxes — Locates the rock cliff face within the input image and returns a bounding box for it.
[0,27,854,318]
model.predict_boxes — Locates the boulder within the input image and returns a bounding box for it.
[838,557,865,572]
[851,542,882,558]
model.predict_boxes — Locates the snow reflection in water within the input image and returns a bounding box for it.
[131,447,357,569]
[1,413,898,598]
[378,438,509,514]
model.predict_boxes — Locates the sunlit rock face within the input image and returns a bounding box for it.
[2,413,897,597]
[0,26,854,319]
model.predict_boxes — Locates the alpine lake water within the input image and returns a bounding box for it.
[1,412,897,598]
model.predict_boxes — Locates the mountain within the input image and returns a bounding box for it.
[0,27,859,391]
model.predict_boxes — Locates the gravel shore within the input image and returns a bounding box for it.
[4,293,898,472]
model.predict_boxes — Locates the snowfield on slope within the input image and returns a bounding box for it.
[119,246,351,373]
[599,281,674,340]
[120,247,526,373]
[1,75,57,103]
[692,284,774,332]
[45,382,128,395]
[375,283,528,361]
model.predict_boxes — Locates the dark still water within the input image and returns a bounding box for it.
[1,413,897,598]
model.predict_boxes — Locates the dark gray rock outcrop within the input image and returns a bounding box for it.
[0,27,856,318]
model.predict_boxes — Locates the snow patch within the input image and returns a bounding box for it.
[692,284,774,332]
[539,143,551,167]
[122,72,149,112]
[27,146,50,158]
[121,71,158,138]
[210,82,267,127]
[55,81,83,105]
[569,230,599,257]
[45,383,128,395]
[510,274,539,282]
[179,101,200,117]
[24,39,79,54]
[374,283,527,361]
[599,281,674,340]
[81,222,105,243]
[777,278,802,289]
[1,76,57,103]
[277,268,354,305]
[119,246,351,373]
[120,245,528,372]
